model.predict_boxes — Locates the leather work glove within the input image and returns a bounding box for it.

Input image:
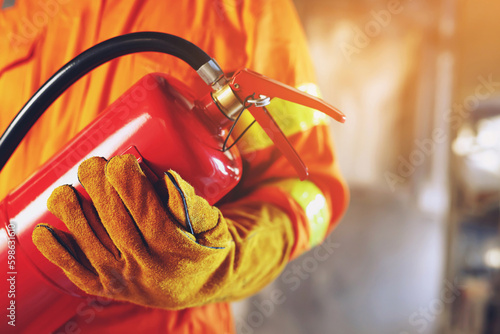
[32,154,295,309]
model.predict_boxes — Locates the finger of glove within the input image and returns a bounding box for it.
[47,185,117,266]
[32,224,101,292]
[104,154,171,243]
[155,178,230,250]
[163,170,219,235]
[79,189,121,259]
[78,156,148,257]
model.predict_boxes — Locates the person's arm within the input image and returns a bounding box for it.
[224,0,349,259]
[32,0,348,309]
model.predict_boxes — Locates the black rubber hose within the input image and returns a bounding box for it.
[0,32,212,172]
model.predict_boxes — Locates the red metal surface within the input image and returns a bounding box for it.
[0,73,241,333]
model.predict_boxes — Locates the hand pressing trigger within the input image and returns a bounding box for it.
[32,154,233,309]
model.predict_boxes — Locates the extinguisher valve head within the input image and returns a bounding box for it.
[211,84,245,120]
[197,59,228,90]
[207,68,346,180]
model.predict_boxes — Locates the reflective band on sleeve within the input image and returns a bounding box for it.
[275,178,331,247]
[233,83,328,154]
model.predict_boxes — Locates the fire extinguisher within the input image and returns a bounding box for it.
[0,32,345,333]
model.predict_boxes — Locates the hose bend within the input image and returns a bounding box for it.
[0,32,222,172]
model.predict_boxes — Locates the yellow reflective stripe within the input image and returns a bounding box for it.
[233,83,329,154]
[275,178,331,247]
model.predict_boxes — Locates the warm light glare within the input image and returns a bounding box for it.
[306,194,327,222]
[484,248,500,269]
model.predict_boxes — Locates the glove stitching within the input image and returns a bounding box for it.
[34,224,98,275]
[70,184,122,261]
[164,171,195,235]
[165,172,226,250]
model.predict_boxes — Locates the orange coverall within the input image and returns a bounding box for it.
[0,0,348,332]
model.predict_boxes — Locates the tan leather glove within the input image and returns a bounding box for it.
[32,154,294,309]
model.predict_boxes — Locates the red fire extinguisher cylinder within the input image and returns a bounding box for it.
[0,72,242,333]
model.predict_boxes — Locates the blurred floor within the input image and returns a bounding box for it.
[232,186,446,334]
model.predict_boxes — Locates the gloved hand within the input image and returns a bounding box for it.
[32,154,295,309]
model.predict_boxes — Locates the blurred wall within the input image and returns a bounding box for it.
[445,1,500,333]
[454,0,500,103]
[293,0,448,200]
[294,0,426,187]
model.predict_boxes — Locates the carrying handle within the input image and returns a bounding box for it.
[229,69,346,123]
[227,69,346,180]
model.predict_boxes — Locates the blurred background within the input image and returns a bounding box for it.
[233,0,500,333]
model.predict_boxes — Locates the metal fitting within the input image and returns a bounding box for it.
[197,59,228,90]
[211,84,245,120]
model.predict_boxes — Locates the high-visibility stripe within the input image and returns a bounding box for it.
[275,178,331,247]
[233,83,329,154]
